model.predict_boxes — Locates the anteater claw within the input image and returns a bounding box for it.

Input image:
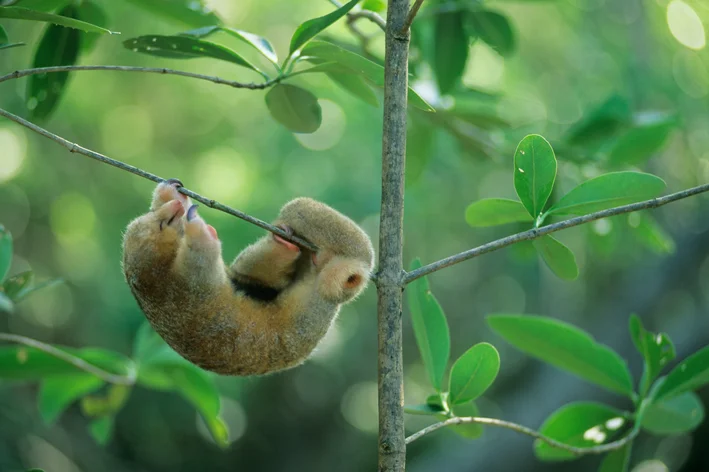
[187,204,199,221]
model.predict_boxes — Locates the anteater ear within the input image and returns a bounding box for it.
[344,274,363,289]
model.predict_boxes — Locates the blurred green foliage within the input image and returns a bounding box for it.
[1,0,709,471]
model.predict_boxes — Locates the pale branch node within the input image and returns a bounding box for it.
[328,0,387,31]
[0,332,136,385]
[405,416,639,455]
[0,107,318,252]
[401,0,426,34]
[0,65,281,90]
[405,182,709,284]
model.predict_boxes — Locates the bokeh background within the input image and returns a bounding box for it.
[1,0,709,471]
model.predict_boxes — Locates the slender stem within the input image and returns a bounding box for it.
[405,182,709,284]
[0,333,136,385]
[377,0,410,470]
[401,0,426,34]
[0,107,318,252]
[0,65,281,90]
[328,0,387,31]
[405,416,639,454]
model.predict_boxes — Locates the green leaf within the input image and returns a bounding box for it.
[631,214,675,255]
[448,343,500,405]
[123,35,263,76]
[89,416,114,445]
[0,292,13,313]
[0,24,7,43]
[642,391,704,435]
[181,26,278,65]
[38,373,104,424]
[547,172,666,217]
[301,41,434,112]
[407,258,451,392]
[289,0,360,55]
[81,383,131,418]
[629,314,675,396]
[362,0,385,12]
[467,10,516,57]
[655,345,709,400]
[450,401,483,439]
[565,95,631,147]
[122,0,220,28]
[433,11,468,95]
[598,443,632,472]
[404,403,446,416]
[325,71,379,107]
[12,0,70,11]
[533,235,579,280]
[535,402,625,461]
[76,1,107,53]
[608,112,677,167]
[488,315,634,396]
[0,224,12,282]
[26,5,82,121]
[0,6,113,33]
[465,198,533,228]
[265,84,322,134]
[514,134,557,220]
[0,345,135,380]
[2,271,33,301]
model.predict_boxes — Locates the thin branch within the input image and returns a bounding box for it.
[406,416,639,455]
[328,0,387,31]
[0,333,136,385]
[405,182,709,284]
[401,0,426,34]
[0,65,281,90]
[0,107,318,252]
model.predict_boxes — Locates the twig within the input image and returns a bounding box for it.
[405,182,709,284]
[0,333,136,385]
[328,0,387,31]
[0,65,280,89]
[0,107,318,252]
[400,0,426,34]
[405,416,639,455]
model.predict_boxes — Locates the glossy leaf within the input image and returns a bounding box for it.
[629,314,675,396]
[122,0,220,28]
[450,401,483,439]
[547,172,666,217]
[301,41,434,112]
[0,6,113,33]
[0,224,12,282]
[535,402,625,461]
[514,134,557,219]
[362,0,385,12]
[467,10,516,57]
[404,403,445,416]
[76,1,107,53]
[631,214,675,255]
[89,416,114,445]
[655,345,709,400]
[27,5,81,120]
[265,84,322,134]
[123,35,262,75]
[465,198,533,228]
[533,235,579,280]
[488,315,634,396]
[598,443,632,472]
[325,71,379,107]
[38,373,104,424]
[608,113,677,167]
[642,391,704,435]
[0,345,135,380]
[433,11,468,94]
[289,0,360,55]
[407,259,451,392]
[181,25,278,65]
[565,95,631,147]
[449,343,500,405]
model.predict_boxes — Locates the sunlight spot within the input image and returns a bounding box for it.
[295,100,346,151]
[101,105,154,159]
[592,219,612,236]
[518,168,525,173]
[583,425,607,443]
[605,417,625,431]
[632,459,669,472]
[195,147,255,207]
[341,382,378,434]
[50,192,96,245]
[0,128,27,183]
[667,1,706,50]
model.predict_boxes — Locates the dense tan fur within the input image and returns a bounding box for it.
[122,181,374,376]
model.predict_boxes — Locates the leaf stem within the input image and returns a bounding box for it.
[0,332,136,385]
[405,182,709,283]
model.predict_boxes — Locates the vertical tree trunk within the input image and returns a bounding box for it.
[377,1,410,471]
